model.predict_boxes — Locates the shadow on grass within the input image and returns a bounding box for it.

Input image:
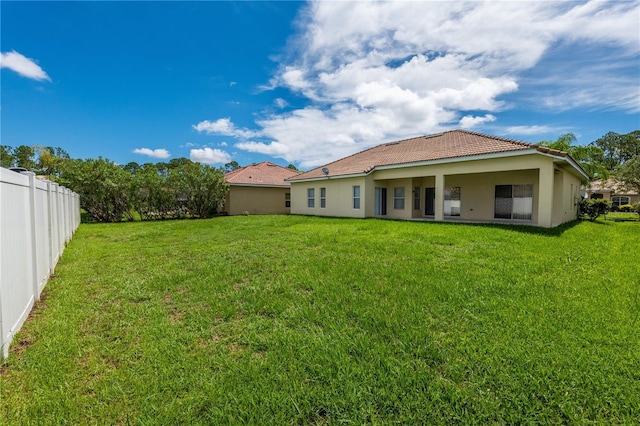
[394,218,589,237]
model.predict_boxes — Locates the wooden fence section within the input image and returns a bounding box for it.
[0,169,80,359]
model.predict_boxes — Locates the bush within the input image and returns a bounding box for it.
[618,204,634,212]
[579,198,610,222]
[633,202,640,216]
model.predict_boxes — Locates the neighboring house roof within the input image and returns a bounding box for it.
[225,161,300,187]
[588,179,638,195]
[288,130,588,182]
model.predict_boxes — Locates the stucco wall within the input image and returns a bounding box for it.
[290,153,584,227]
[290,176,367,218]
[551,166,582,226]
[226,186,291,215]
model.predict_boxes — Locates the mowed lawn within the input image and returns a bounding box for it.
[1,216,638,424]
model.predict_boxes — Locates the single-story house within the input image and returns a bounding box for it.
[223,161,300,215]
[586,179,639,207]
[286,130,589,228]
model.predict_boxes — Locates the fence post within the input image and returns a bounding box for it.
[57,185,64,254]
[27,173,40,302]
[47,181,55,275]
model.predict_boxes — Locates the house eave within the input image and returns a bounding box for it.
[287,172,368,183]
[372,149,540,173]
[229,183,291,188]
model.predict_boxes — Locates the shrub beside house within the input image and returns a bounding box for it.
[586,179,639,211]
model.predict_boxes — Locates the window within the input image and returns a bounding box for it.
[307,188,315,208]
[320,187,326,208]
[494,184,533,220]
[444,187,461,216]
[612,196,630,207]
[393,187,405,209]
[413,187,420,210]
[285,192,291,208]
[353,186,361,209]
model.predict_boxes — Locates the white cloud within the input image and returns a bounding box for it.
[505,126,557,136]
[133,148,170,159]
[459,114,496,129]
[192,118,258,139]
[189,147,231,165]
[274,98,288,108]
[220,141,228,147]
[201,1,639,167]
[0,50,51,81]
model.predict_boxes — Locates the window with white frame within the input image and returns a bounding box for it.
[494,184,533,220]
[353,185,361,209]
[444,187,461,216]
[320,187,326,208]
[413,187,420,210]
[393,187,405,209]
[285,192,291,208]
[612,196,630,207]
[307,188,315,208]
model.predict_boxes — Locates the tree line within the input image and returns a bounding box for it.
[1,146,228,223]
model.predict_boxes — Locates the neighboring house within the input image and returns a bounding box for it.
[586,179,639,207]
[223,162,300,215]
[287,130,589,228]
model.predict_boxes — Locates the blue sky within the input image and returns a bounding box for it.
[1,1,639,170]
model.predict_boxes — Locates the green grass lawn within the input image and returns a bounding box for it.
[1,216,638,424]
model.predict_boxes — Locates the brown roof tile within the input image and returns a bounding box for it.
[288,130,542,181]
[225,161,300,187]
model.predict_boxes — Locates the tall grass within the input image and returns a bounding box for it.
[1,216,638,424]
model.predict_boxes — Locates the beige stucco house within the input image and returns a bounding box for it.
[223,162,299,215]
[287,130,589,228]
[586,179,639,207]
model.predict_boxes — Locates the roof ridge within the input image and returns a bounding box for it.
[448,129,535,148]
[303,133,443,175]
[225,161,295,177]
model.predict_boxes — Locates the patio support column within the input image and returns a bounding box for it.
[537,162,555,228]
[434,173,444,222]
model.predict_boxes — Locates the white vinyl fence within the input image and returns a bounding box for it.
[0,168,80,359]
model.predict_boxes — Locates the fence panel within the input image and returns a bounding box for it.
[0,169,80,359]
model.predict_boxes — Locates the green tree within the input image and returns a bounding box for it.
[579,198,610,222]
[539,133,577,152]
[0,145,14,168]
[287,163,300,171]
[14,145,36,170]
[615,155,640,194]
[169,162,228,218]
[168,157,192,170]
[122,162,141,176]
[591,131,640,171]
[224,161,241,172]
[539,133,608,181]
[130,163,178,220]
[58,157,134,222]
[33,146,72,178]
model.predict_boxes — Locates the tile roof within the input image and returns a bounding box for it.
[288,130,573,181]
[225,161,300,187]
